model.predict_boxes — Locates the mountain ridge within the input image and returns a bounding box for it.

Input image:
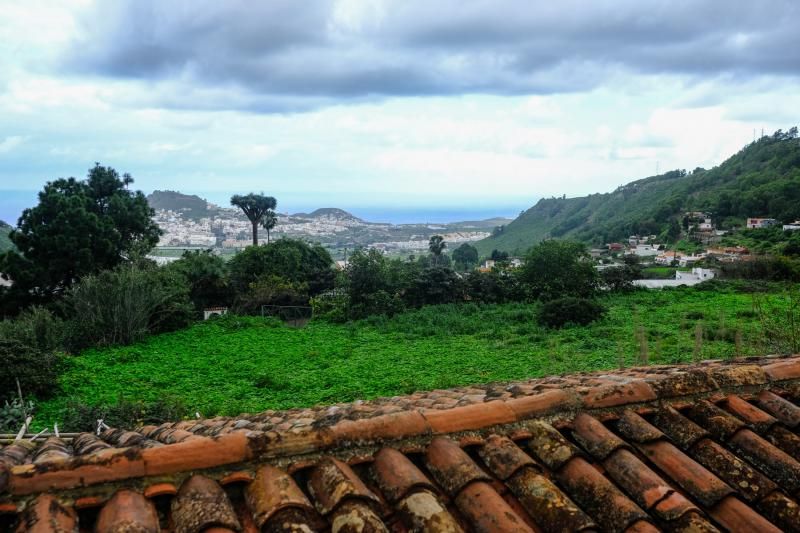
[476,128,800,255]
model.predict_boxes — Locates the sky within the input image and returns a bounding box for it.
[1,0,799,224]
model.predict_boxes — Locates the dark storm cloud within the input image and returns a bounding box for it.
[63,0,800,111]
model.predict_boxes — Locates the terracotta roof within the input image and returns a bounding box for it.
[2,355,800,531]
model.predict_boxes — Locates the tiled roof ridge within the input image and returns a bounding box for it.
[2,354,799,508]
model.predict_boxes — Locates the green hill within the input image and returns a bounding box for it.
[147,190,211,218]
[0,221,14,252]
[477,128,800,255]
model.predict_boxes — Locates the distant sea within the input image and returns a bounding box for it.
[0,189,527,227]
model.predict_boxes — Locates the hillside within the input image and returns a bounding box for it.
[147,190,211,219]
[0,221,13,252]
[291,207,364,222]
[477,128,800,255]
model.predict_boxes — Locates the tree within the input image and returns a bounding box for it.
[227,238,334,297]
[519,240,599,301]
[0,164,161,312]
[167,250,230,312]
[230,193,277,246]
[428,235,446,266]
[262,210,278,244]
[452,243,479,271]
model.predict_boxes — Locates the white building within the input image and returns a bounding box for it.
[783,221,800,231]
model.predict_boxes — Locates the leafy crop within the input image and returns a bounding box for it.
[36,285,786,428]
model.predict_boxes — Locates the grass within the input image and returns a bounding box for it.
[37,286,779,425]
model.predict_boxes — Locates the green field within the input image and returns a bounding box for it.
[36,286,783,425]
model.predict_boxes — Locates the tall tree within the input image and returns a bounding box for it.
[231,193,277,246]
[428,235,446,266]
[519,240,598,301]
[0,164,161,312]
[262,210,278,244]
[452,243,479,271]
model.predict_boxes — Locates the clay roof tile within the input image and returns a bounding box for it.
[636,440,734,508]
[724,395,777,433]
[557,457,651,532]
[245,465,319,530]
[524,421,580,471]
[14,494,76,533]
[758,389,800,427]
[652,405,709,450]
[372,447,437,503]
[728,428,800,493]
[614,410,665,444]
[425,437,492,497]
[708,496,782,533]
[170,475,240,533]
[453,480,533,533]
[31,437,71,464]
[688,400,745,441]
[505,467,596,532]
[307,456,381,516]
[477,435,538,481]
[571,413,629,460]
[95,489,159,533]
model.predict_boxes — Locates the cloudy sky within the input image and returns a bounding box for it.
[1,0,798,223]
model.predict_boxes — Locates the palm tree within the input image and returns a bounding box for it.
[230,193,277,246]
[262,210,278,244]
[428,235,446,266]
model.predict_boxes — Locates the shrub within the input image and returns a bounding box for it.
[310,291,349,323]
[0,338,62,402]
[600,266,638,292]
[464,270,525,304]
[65,264,193,349]
[0,398,35,432]
[227,239,334,297]
[537,297,607,329]
[0,306,67,353]
[233,274,310,315]
[167,250,231,313]
[405,267,464,308]
[520,240,599,301]
[60,397,188,432]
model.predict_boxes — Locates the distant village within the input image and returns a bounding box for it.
[151,206,492,256]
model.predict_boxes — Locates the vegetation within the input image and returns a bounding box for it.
[65,263,194,349]
[35,285,791,425]
[0,220,13,253]
[452,243,479,271]
[537,297,607,328]
[478,128,800,254]
[0,164,160,313]
[146,190,211,219]
[230,193,277,246]
[519,240,598,300]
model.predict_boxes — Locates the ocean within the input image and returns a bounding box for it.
[0,189,527,227]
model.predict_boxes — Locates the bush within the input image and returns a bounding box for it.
[0,306,67,353]
[233,274,310,315]
[227,239,334,297]
[60,397,188,432]
[167,250,231,313]
[520,240,599,301]
[310,291,349,323]
[600,266,638,292]
[537,297,607,329]
[463,270,525,304]
[0,398,35,432]
[0,338,62,402]
[65,264,194,349]
[405,267,464,308]
[720,256,800,282]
